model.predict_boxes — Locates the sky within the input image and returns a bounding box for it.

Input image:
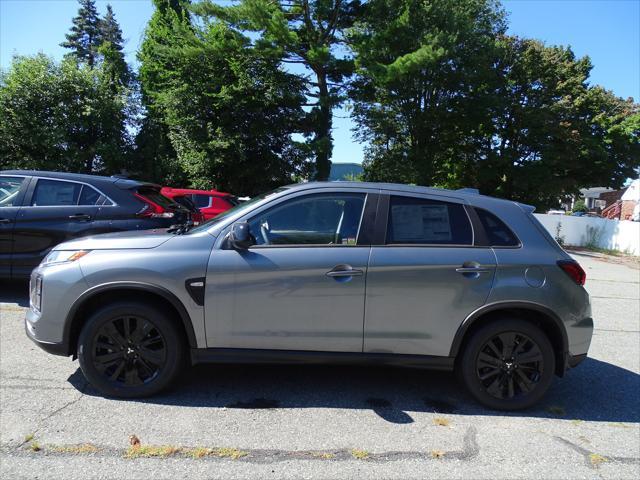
[1,0,639,165]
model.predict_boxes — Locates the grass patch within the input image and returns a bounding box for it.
[433,417,451,427]
[571,419,583,426]
[589,453,608,467]
[608,422,634,429]
[546,406,566,415]
[124,445,181,459]
[312,452,335,460]
[187,447,248,460]
[48,443,99,454]
[351,449,369,460]
[24,433,35,443]
[30,441,41,452]
[431,449,445,459]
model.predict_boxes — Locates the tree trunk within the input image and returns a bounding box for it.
[313,70,332,181]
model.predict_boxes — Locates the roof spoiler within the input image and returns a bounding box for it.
[516,202,536,213]
[456,188,480,194]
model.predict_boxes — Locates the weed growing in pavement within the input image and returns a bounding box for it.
[351,449,369,460]
[433,417,451,426]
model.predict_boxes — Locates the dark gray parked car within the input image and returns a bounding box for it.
[25,182,593,410]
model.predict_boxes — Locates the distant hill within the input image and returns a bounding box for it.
[329,162,364,181]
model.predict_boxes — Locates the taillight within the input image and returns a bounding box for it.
[134,193,175,219]
[557,260,586,286]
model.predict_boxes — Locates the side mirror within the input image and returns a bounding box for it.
[229,222,254,250]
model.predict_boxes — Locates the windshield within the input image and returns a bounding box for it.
[188,187,288,234]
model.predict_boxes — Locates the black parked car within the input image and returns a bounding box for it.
[0,170,191,279]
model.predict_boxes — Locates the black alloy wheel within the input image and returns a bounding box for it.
[78,301,185,398]
[92,316,167,386]
[459,318,555,410]
[476,332,544,400]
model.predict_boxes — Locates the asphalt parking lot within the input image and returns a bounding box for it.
[1,252,638,479]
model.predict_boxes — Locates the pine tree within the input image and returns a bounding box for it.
[99,4,130,87]
[100,4,125,52]
[60,0,102,67]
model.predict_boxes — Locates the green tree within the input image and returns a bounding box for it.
[197,0,362,181]
[0,55,131,174]
[144,16,310,195]
[572,200,588,213]
[99,4,131,87]
[61,0,103,67]
[350,0,506,187]
[473,37,640,208]
[136,0,192,183]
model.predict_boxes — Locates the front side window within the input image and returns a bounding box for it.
[32,179,82,206]
[248,193,366,246]
[386,196,473,245]
[0,176,25,207]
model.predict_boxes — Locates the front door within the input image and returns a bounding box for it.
[0,176,29,278]
[206,191,372,352]
[364,194,496,357]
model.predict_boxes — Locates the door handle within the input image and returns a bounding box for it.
[68,214,92,221]
[326,265,364,278]
[0,218,11,224]
[455,266,491,273]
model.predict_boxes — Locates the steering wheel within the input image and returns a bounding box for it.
[259,220,271,245]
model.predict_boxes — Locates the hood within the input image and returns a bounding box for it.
[55,229,173,251]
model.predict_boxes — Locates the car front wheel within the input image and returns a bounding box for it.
[77,301,185,398]
[458,319,555,410]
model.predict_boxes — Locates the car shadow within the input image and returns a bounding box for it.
[69,357,639,424]
[0,280,29,307]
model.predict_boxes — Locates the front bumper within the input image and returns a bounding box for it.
[25,315,69,356]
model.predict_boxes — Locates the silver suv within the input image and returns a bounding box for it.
[25,182,593,410]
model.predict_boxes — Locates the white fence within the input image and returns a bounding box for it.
[534,214,640,256]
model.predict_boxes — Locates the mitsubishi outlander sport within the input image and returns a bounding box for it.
[25,182,593,410]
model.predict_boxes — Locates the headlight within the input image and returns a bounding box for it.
[42,250,91,266]
[30,274,42,312]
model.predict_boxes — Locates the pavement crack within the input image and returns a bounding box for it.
[3,426,480,464]
[553,436,640,469]
[13,380,89,451]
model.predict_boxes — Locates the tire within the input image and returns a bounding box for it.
[77,301,185,398]
[458,318,555,410]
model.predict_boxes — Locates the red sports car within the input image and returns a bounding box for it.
[161,187,239,221]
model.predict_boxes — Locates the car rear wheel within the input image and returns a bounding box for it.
[458,319,555,410]
[77,301,185,398]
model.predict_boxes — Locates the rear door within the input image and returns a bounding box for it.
[364,193,496,357]
[0,175,30,278]
[11,178,101,276]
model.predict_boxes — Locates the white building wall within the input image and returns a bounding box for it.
[534,214,640,256]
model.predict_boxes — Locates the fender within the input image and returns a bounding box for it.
[63,281,198,354]
[449,300,569,358]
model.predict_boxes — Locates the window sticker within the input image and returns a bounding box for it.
[391,204,452,242]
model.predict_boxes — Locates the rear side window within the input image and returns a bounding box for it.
[386,196,473,245]
[192,194,212,209]
[475,208,520,247]
[32,179,81,206]
[78,185,104,205]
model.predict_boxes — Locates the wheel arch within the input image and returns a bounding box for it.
[63,282,197,357]
[450,301,569,376]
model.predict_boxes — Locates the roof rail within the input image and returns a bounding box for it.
[456,187,479,194]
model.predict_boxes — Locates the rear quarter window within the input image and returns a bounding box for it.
[475,208,520,247]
